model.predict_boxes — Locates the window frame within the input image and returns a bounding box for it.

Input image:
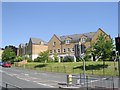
[63,48,66,53]
[53,42,56,46]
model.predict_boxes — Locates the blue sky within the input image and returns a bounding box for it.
[2,2,118,48]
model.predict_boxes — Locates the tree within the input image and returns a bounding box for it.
[2,47,16,63]
[92,33,114,61]
[34,51,49,63]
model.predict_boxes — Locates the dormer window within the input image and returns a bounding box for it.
[53,42,56,46]
[65,40,70,44]
[41,41,43,45]
[81,38,86,43]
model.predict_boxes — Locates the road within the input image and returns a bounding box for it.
[0,66,120,89]
[1,66,67,89]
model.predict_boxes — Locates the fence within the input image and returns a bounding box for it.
[63,74,120,90]
[2,82,23,90]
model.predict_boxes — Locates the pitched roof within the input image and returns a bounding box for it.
[30,37,47,45]
[57,32,96,42]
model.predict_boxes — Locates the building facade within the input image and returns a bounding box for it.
[48,28,111,62]
[19,38,48,60]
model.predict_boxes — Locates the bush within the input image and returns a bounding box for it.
[76,57,82,62]
[84,54,91,61]
[47,57,54,63]
[14,56,23,62]
[27,58,33,62]
[34,58,40,62]
[63,56,74,62]
[53,54,58,62]
[34,51,49,63]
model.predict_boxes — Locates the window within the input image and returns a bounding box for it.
[54,49,56,53]
[58,49,60,53]
[81,38,86,43]
[68,48,70,52]
[72,48,74,52]
[63,49,66,53]
[53,42,56,46]
[50,50,52,54]
[65,40,70,44]
[41,41,43,45]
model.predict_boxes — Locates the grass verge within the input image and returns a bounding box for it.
[13,61,119,76]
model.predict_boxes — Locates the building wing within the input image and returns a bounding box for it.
[30,37,47,45]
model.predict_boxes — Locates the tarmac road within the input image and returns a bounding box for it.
[0,66,120,89]
[1,66,66,88]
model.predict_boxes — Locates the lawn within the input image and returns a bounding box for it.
[13,61,119,76]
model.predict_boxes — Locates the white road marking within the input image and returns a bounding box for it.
[37,82,55,88]
[3,71,14,77]
[32,77,37,79]
[2,69,60,88]
[81,77,107,85]
[33,81,38,83]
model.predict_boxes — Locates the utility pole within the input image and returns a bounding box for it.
[118,54,120,78]
[115,37,120,77]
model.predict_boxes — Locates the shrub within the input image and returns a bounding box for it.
[14,56,23,62]
[63,56,74,62]
[27,58,33,62]
[34,57,40,62]
[84,54,91,61]
[53,54,58,62]
[76,57,82,62]
[47,57,54,63]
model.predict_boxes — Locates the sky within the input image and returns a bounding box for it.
[2,2,119,48]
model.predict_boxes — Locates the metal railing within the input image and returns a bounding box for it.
[2,82,23,90]
[59,74,120,90]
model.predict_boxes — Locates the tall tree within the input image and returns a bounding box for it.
[2,47,16,62]
[92,33,113,61]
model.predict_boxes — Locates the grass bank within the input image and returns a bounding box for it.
[13,61,119,76]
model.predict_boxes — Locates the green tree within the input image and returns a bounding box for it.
[2,47,16,63]
[34,51,49,63]
[92,33,114,61]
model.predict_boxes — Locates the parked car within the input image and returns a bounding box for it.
[2,62,11,67]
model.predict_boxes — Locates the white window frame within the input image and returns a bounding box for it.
[58,49,60,53]
[54,49,56,53]
[65,40,70,44]
[68,48,70,52]
[81,38,86,43]
[63,49,66,53]
[72,48,74,52]
[53,42,56,46]
[50,50,52,54]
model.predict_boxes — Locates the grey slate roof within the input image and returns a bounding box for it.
[30,37,47,45]
[58,32,96,43]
